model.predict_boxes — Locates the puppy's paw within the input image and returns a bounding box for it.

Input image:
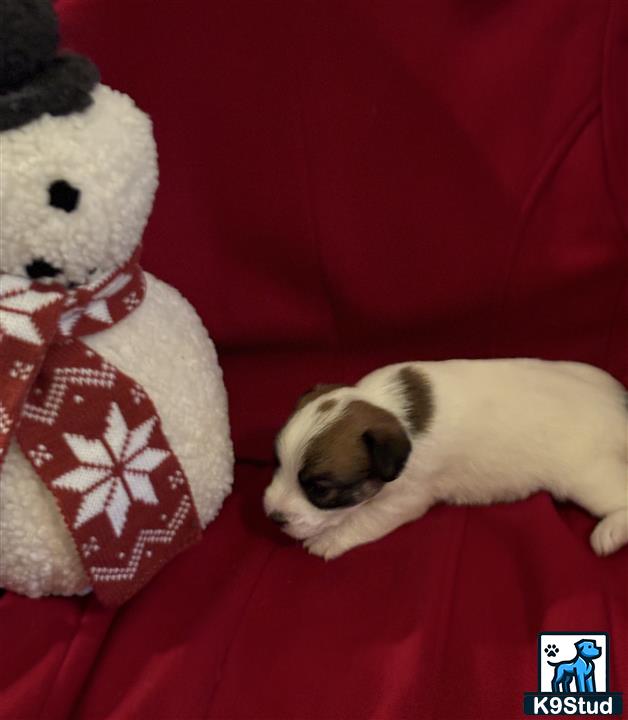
[303,531,352,561]
[590,510,628,557]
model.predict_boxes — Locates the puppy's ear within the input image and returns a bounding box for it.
[362,425,411,482]
[296,383,346,411]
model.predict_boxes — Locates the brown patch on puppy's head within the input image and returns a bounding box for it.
[295,384,347,412]
[398,366,434,434]
[318,399,337,413]
[298,400,411,510]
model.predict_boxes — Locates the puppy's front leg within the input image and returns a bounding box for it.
[304,496,432,560]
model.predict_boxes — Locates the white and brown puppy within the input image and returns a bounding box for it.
[264,359,628,560]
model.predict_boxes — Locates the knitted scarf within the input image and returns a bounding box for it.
[0,252,202,605]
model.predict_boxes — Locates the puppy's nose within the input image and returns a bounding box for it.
[25,259,61,280]
[268,511,288,526]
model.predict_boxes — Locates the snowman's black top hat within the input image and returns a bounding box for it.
[0,0,99,131]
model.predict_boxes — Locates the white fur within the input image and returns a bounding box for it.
[0,84,233,597]
[264,359,628,559]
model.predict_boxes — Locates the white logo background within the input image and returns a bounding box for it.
[539,633,608,692]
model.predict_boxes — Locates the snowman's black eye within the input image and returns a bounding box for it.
[48,180,80,213]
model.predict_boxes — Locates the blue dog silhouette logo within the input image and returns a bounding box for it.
[547,638,601,693]
[523,632,623,715]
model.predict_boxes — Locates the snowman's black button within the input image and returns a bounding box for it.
[25,258,61,279]
[48,179,80,213]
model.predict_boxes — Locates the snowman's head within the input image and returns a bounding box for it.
[0,0,158,288]
[0,84,158,287]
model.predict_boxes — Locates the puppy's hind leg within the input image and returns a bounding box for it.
[571,458,628,556]
[590,508,628,556]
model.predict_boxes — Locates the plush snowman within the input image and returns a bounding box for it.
[0,0,233,604]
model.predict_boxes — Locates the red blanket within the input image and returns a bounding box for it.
[1,1,626,718]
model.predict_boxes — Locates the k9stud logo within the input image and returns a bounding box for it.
[524,632,623,715]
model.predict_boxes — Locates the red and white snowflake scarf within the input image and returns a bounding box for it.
[0,251,202,605]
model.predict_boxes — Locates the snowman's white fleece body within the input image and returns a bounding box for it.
[0,272,234,597]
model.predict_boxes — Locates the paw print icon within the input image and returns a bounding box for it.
[544,643,559,658]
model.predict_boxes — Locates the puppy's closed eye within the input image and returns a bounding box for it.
[298,471,342,506]
[298,470,378,509]
[310,485,335,503]
[298,472,331,494]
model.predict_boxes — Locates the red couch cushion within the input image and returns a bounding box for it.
[1,1,626,718]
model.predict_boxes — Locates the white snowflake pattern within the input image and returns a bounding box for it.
[168,469,185,489]
[28,443,53,468]
[123,291,140,311]
[9,360,35,380]
[52,402,169,537]
[0,276,62,346]
[0,402,12,435]
[58,273,131,336]
[82,537,100,558]
[130,385,147,405]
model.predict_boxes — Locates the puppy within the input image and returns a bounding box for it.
[264,359,628,560]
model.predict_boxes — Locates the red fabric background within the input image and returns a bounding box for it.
[1,1,626,718]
